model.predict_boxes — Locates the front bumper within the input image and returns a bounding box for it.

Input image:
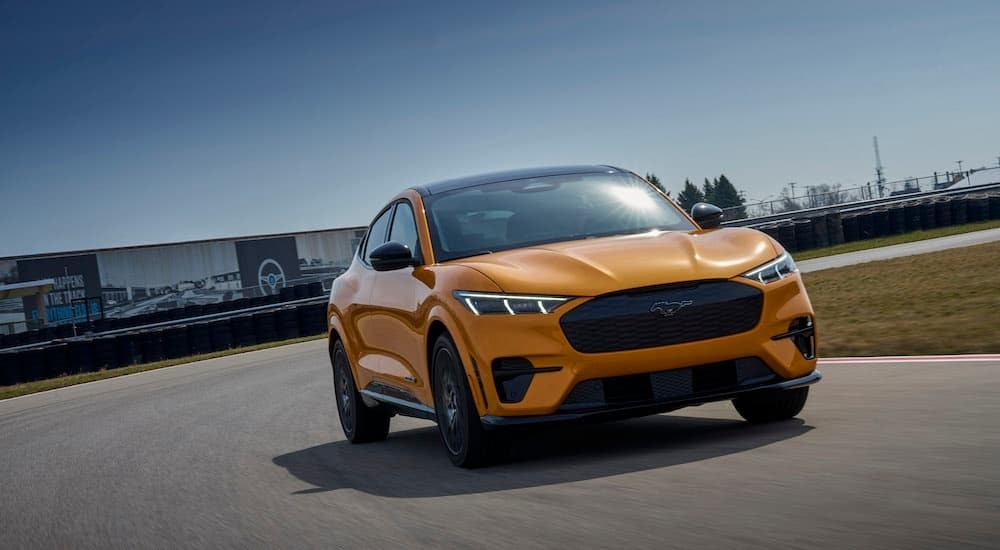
[451,273,817,418]
[481,369,821,426]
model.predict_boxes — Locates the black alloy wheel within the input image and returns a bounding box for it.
[332,340,390,443]
[432,334,497,468]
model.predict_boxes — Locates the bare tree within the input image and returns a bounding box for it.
[803,183,849,208]
[774,185,803,213]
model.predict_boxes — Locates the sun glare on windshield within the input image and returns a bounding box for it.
[605,185,658,212]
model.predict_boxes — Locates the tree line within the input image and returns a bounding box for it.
[645,173,747,220]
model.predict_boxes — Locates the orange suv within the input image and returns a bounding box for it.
[327,166,819,467]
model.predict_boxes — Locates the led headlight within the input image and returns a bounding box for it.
[453,291,571,315]
[741,252,798,284]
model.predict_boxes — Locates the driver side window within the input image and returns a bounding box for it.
[362,208,392,264]
[389,202,420,260]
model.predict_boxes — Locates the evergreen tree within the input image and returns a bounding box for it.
[676,179,706,212]
[703,178,716,204]
[710,174,747,219]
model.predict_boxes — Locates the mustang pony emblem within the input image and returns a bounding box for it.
[649,300,693,318]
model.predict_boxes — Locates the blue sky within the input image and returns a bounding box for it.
[1,0,998,257]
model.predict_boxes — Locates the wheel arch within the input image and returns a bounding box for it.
[327,313,365,390]
[424,312,490,415]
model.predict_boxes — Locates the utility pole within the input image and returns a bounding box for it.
[873,136,886,198]
[789,182,797,200]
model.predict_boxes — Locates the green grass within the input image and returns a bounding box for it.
[0,335,325,400]
[793,219,1000,261]
[804,241,1000,356]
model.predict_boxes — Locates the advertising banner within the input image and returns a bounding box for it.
[294,228,364,282]
[97,242,240,317]
[17,254,101,324]
[235,237,302,297]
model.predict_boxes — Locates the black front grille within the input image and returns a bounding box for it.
[559,281,763,353]
[561,357,776,410]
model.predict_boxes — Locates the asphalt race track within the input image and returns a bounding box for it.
[2,232,999,549]
[2,342,999,549]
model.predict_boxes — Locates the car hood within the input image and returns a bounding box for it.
[452,228,779,296]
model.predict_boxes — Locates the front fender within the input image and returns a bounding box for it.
[426,303,495,415]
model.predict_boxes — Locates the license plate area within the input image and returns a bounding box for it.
[692,361,738,394]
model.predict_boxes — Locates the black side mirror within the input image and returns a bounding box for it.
[370,241,416,271]
[690,202,724,229]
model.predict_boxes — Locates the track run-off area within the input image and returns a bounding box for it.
[2,231,999,549]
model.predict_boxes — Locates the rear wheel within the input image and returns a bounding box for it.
[732,387,809,423]
[332,340,390,443]
[432,334,499,468]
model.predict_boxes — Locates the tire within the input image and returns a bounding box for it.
[432,334,500,468]
[331,340,390,443]
[732,387,809,423]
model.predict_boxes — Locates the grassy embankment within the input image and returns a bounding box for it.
[2,222,998,400]
[805,241,999,357]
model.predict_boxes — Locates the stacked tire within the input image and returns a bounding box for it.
[252,311,279,344]
[188,322,213,355]
[94,337,121,370]
[209,319,235,351]
[297,303,328,336]
[0,352,19,386]
[68,339,97,374]
[231,315,257,347]
[276,307,301,340]
[162,326,190,360]
[141,330,165,363]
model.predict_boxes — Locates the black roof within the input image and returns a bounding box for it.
[411,165,626,196]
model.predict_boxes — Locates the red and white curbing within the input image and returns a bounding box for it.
[820,354,1000,364]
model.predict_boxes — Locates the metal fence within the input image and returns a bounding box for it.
[727,167,1000,220]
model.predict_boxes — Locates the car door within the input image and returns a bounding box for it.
[349,205,393,387]
[356,201,428,397]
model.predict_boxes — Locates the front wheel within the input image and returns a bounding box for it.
[432,334,501,468]
[332,340,390,443]
[732,387,809,423]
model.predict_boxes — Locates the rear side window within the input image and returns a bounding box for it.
[361,208,392,263]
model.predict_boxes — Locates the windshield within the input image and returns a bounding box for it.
[425,171,695,262]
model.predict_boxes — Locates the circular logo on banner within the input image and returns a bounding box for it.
[257,258,286,295]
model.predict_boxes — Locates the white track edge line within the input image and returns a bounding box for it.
[820,354,1000,363]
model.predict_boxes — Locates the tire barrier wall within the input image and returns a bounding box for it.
[0,299,331,387]
[764,192,996,258]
